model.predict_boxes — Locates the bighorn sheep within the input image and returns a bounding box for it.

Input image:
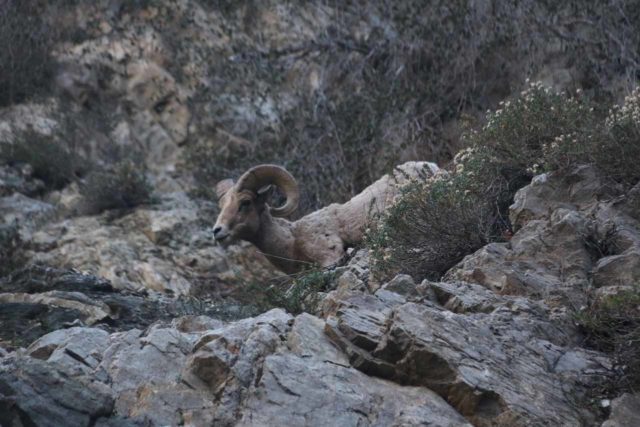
[213,162,439,274]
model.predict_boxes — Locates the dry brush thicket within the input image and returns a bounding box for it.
[186,0,640,214]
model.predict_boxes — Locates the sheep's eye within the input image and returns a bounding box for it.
[238,200,252,211]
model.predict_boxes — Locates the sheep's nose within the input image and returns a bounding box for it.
[213,225,229,241]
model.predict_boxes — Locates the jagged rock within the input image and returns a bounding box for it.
[593,250,640,288]
[172,315,225,333]
[27,327,109,373]
[0,305,476,426]
[447,166,640,317]
[325,282,609,426]
[240,352,471,427]
[0,164,45,197]
[0,266,252,350]
[27,196,277,295]
[0,291,111,324]
[427,280,503,314]
[446,208,593,303]
[0,356,114,427]
[602,393,640,427]
[134,206,199,245]
[0,193,56,238]
[509,166,617,230]
[0,101,59,142]
[381,273,417,296]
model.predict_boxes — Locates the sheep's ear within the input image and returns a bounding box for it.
[256,184,274,203]
[215,179,234,199]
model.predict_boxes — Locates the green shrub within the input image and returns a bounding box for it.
[366,147,511,280]
[0,0,55,106]
[81,160,153,214]
[0,130,86,191]
[575,286,640,394]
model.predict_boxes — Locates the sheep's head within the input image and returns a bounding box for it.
[213,164,299,245]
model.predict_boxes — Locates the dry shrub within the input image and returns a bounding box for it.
[0,130,87,191]
[593,90,640,185]
[186,0,640,213]
[366,81,639,282]
[467,82,639,187]
[0,0,55,107]
[81,160,153,214]
[235,268,335,315]
[575,286,640,395]
[469,82,597,174]
[366,148,513,280]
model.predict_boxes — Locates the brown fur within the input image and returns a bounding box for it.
[213,161,439,274]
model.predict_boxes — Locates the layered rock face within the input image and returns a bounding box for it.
[2,166,639,426]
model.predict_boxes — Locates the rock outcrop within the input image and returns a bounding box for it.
[2,0,640,425]
[1,165,639,425]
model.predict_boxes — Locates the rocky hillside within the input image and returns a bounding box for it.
[2,166,640,426]
[1,0,640,426]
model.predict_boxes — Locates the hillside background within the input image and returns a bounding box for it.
[1,1,640,426]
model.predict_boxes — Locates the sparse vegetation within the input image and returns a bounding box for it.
[185,0,640,215]
[0,0,56,107]
[236,269,335,315]
[575,285,640,395]
[0,223,24,277]
[0,129,87,191]
[594,89,640,185]
[81,160,153,214]
[469,82,598,175]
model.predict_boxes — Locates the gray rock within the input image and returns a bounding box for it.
[0,266,242,350]
[0,356,114,427]
[326,290,608,426]
[603,393,640,427]
[239,310,469,426]
[239,353,471,427]
[593,250,640,287]
[287,312,348,365]
[27,327,109,373]
[427,280,503,314]
[382,273,417,296]
[0,164,45,197]
[0,193,56,238]
[509,166,615,230]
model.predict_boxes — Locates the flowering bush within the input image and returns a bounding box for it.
[468,81,597,174]
[594,89,640,185]
[366,82,640,282]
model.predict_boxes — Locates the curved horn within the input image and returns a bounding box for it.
[236,164,299,217]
